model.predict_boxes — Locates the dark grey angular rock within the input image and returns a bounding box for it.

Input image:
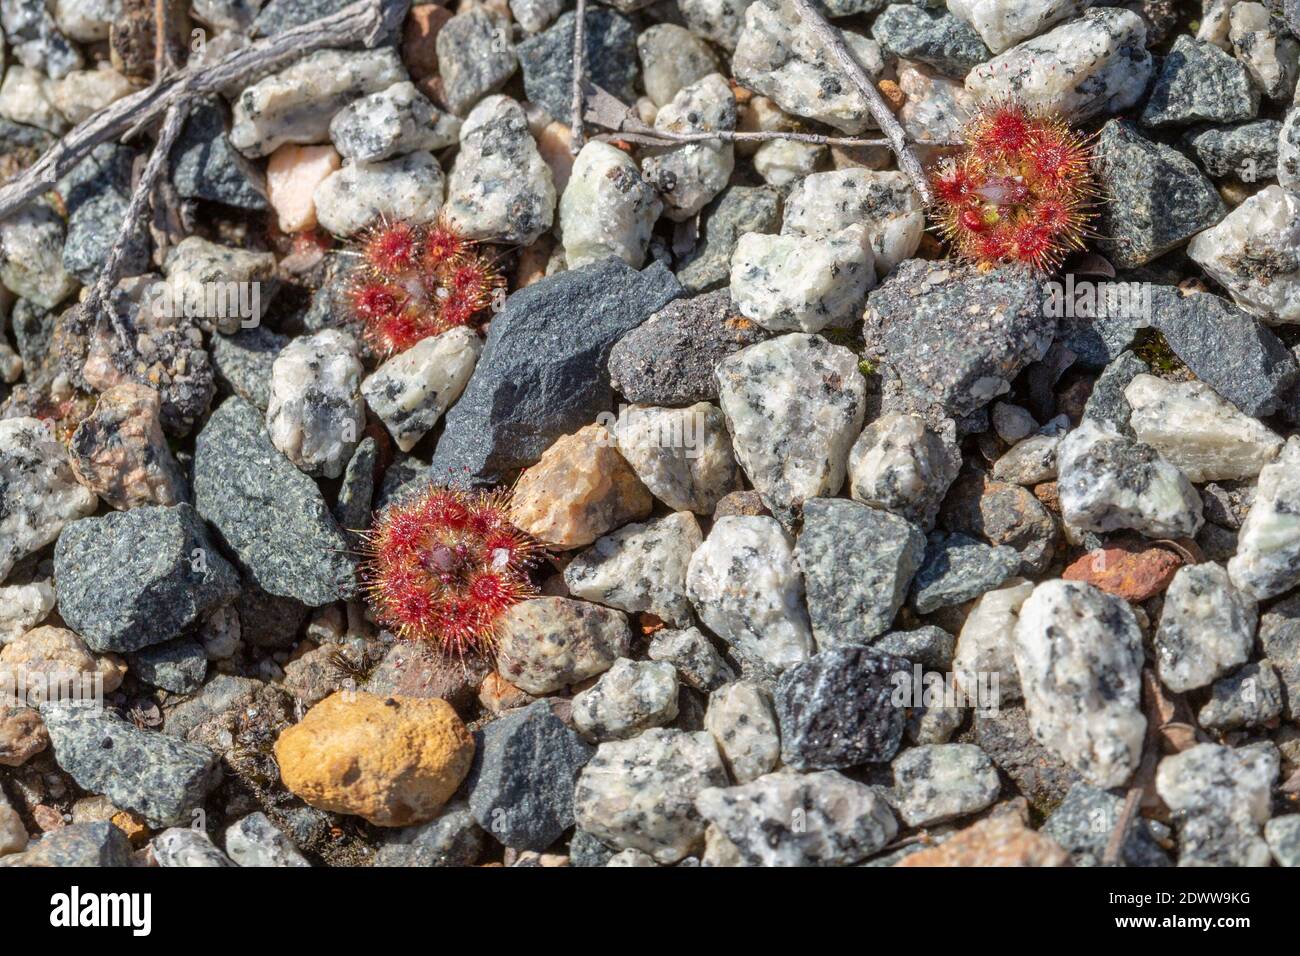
[1082,350,1149,437]
[193,396,358,606]
[1053,300,1144,371]
[466,700,595,851]
[374,452,431,511]
[170,97,270,211]
[60,143,147,284]
[1198,661,1284,731]
[41,702,220,828]
[1140,36,1259,128]
[862,259,1052,423]
[10,297,55,373]
[796,498,925,648]
[909,532,1020,614]
[0,822,133,867]
[130,639,209,695]
[871,626,956,671]
[774,645,911,770]
[676,185,781,293]
[1261,592,1300,720]
[607,289,768,406]
[870,3,990,78]
[236,582,309,649]
[1183,119,1280,180]
[333,436,377,538]
[939,471,1058,576]
[376,801,486,866]
[429,258,682,485]
[1093,120,1227,269]
[436,8,518,115]
[518,8,639,123]
[54,503,240,654]
[208,323,287,411]
[1042,783,1172,866]
[1149,286,1297,417]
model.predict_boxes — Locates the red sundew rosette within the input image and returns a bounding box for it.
[360,486,541,658]
[344,218,502,355]
[930,101,1097,271]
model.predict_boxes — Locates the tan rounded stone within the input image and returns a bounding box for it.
[274,691,474,827]
[509,425,654,550]
[267,144,341,233]
[0,625,127,700]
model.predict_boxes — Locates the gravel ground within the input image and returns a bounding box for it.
[2,0,1300,868]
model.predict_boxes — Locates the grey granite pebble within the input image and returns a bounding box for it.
[518,8,639,123]
[42,702,219,828]
[467,700,594,851]
[863,259,1052,424]
[193,397,357,606]
[0,822,132,867]
[129,639,209,695]
[1042,783,1172,866]
[676,185,781,293]
[797,498,925,648]
[696,770,897,866]
[608,290,767,408]
[1183,119,1279,180]
[1140,35,1258,127]
[909,532,1020,615]
[376,801,485,867]
[871,4,990,78]
[1093,120,1226,269]
[54,503,239,654]
[170,97,269,210]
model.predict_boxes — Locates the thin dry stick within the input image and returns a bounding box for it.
[83,100,193,347]
[1101,787,1143,866]
[599,129,895,148]
[787,0,932,205]
[0,0,404,222]
[569,0,587,156]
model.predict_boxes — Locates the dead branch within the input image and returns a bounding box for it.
[787,0,933,204]
[569,0,587,156]
[1102,787,1143,866]
[581,82,900,152]
[0,0,405,222]
[82,100,193,348]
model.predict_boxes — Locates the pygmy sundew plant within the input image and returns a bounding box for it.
[346,218,502,354]
[930,100,1096,271]
[361,486,540,657]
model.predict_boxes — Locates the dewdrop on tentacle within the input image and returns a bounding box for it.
[344,217,503,355]
[929,100,1097,272]
[360,486,542,658]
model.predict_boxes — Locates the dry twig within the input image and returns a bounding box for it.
[581,82,898,151]
[1102,787,1143,866]
[569,0,588,156]
[787,0,933,204]
[82,100,193,347]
